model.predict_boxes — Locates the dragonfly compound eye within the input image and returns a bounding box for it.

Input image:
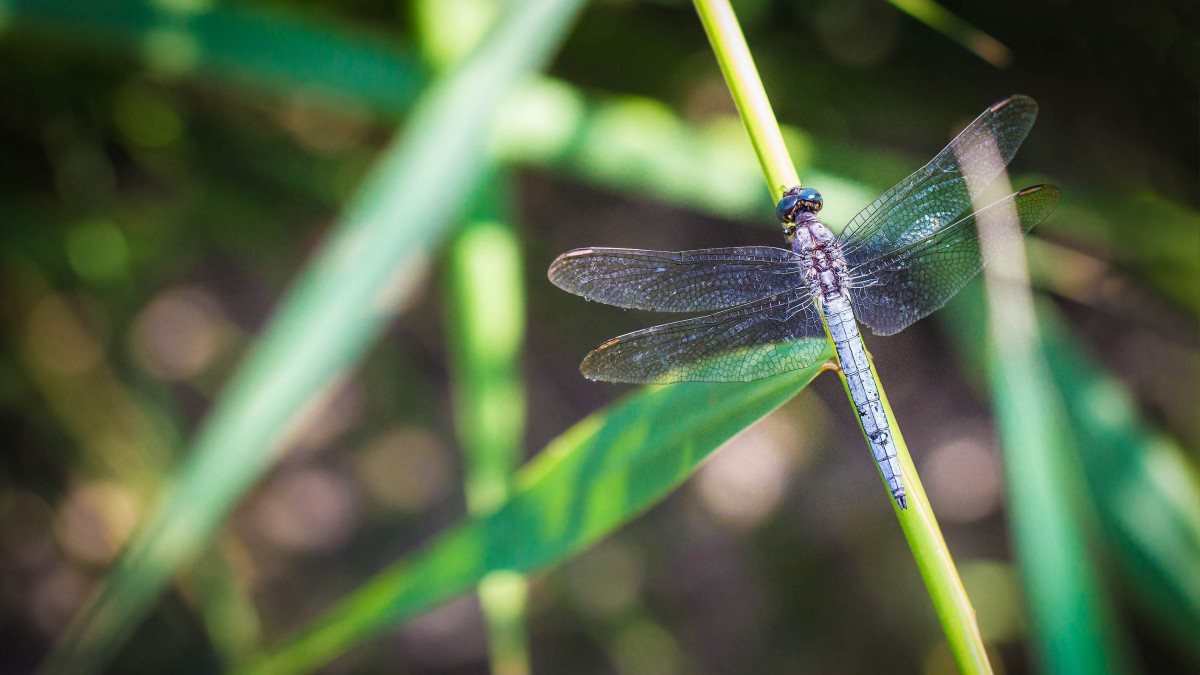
[795,187,823,212]
[776,191,801,223]
[776,187,823,223]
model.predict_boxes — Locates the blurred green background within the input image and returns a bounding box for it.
[1,0,1197,674]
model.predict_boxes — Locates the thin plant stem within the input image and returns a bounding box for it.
[692,1,992,672]
[692,0,798,200]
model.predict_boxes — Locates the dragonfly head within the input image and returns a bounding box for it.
[776,187,823,228]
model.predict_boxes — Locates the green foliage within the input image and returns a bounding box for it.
[239,365,826,674]
[946,288,1200,665]
[35,1,586,673]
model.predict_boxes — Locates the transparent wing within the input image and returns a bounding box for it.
[848,185,1061,336]
[838,96,1038,261]
[580,290,827,383]
[548,246,803,312]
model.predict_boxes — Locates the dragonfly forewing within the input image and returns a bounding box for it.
[838,96,1038,262]
[548,246,803,312]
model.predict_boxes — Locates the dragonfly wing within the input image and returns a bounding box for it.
[848,185,1060,336]
[580,290,827,383]
[838,96,1038,261]
[548,246,803,312]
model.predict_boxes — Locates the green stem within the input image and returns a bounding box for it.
[693,0,798,200]
[445,180,531,675]
[692,1,991,672]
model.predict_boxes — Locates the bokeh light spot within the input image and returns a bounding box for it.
[29,564,87,637]
[65,219,130,282]
[253,467,357,553]
[924,434,1000,523]
[141,28,202,75]
[814,0,900,68]
[113,82,184,148]
[280,93,372,155]
[492,78,585,162]
[415,0,499,67]
[130,286,232,381]
[566,540,643,620]
[401,596,487,667]
[613,619,684,675]
[354,428,452,514]
[960,560,1024,643]
[56,482,139,565]
[693,411,806,530]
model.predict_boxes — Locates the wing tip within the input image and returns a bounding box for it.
[547,248,596,287]
[579,338,619,382]
[1017,184,1062,205]
[991,94,1037,113]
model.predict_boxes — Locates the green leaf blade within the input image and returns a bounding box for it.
[242,361,829,674]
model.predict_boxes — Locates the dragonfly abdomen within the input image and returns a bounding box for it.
[823,294,908,509]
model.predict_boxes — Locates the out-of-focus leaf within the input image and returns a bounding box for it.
[4,0,423,112]
[884,0,1011,67]
[946,288,1200,665]
[38,1,587,673]
[1050,193,1200,314]
[1038,304,1200,663]
[446,177,532,674]
[953,183,1131,674]
[238,362,830,675]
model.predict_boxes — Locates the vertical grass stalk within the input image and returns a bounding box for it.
[692,1,991,672]
[974,184,1130,674]
[445,177,531,675]
[418,3,532,672]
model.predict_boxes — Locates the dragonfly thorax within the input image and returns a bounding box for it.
[790,213,849,301]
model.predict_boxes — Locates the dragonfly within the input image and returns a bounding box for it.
[548,96,1060,509]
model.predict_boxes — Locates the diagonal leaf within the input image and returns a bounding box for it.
[39,1,587,673]
[884,0,1012,67]
[238,360,831,675]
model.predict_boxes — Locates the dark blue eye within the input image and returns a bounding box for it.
[776,187,823,223]
[776,193,801,223]
[794,188,823,211]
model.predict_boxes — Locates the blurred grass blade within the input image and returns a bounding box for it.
[39,1,586,673]
[188,545,263,665]
[966,163,1130,673]
[885,0,1011,67]
[445,177,531,675]
[947,290,1200,666]
[422,2,531,670]
[983,305,1130,675]
[238,364,829,675]
[3,0,423,111]
[1038,304,1200,663]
